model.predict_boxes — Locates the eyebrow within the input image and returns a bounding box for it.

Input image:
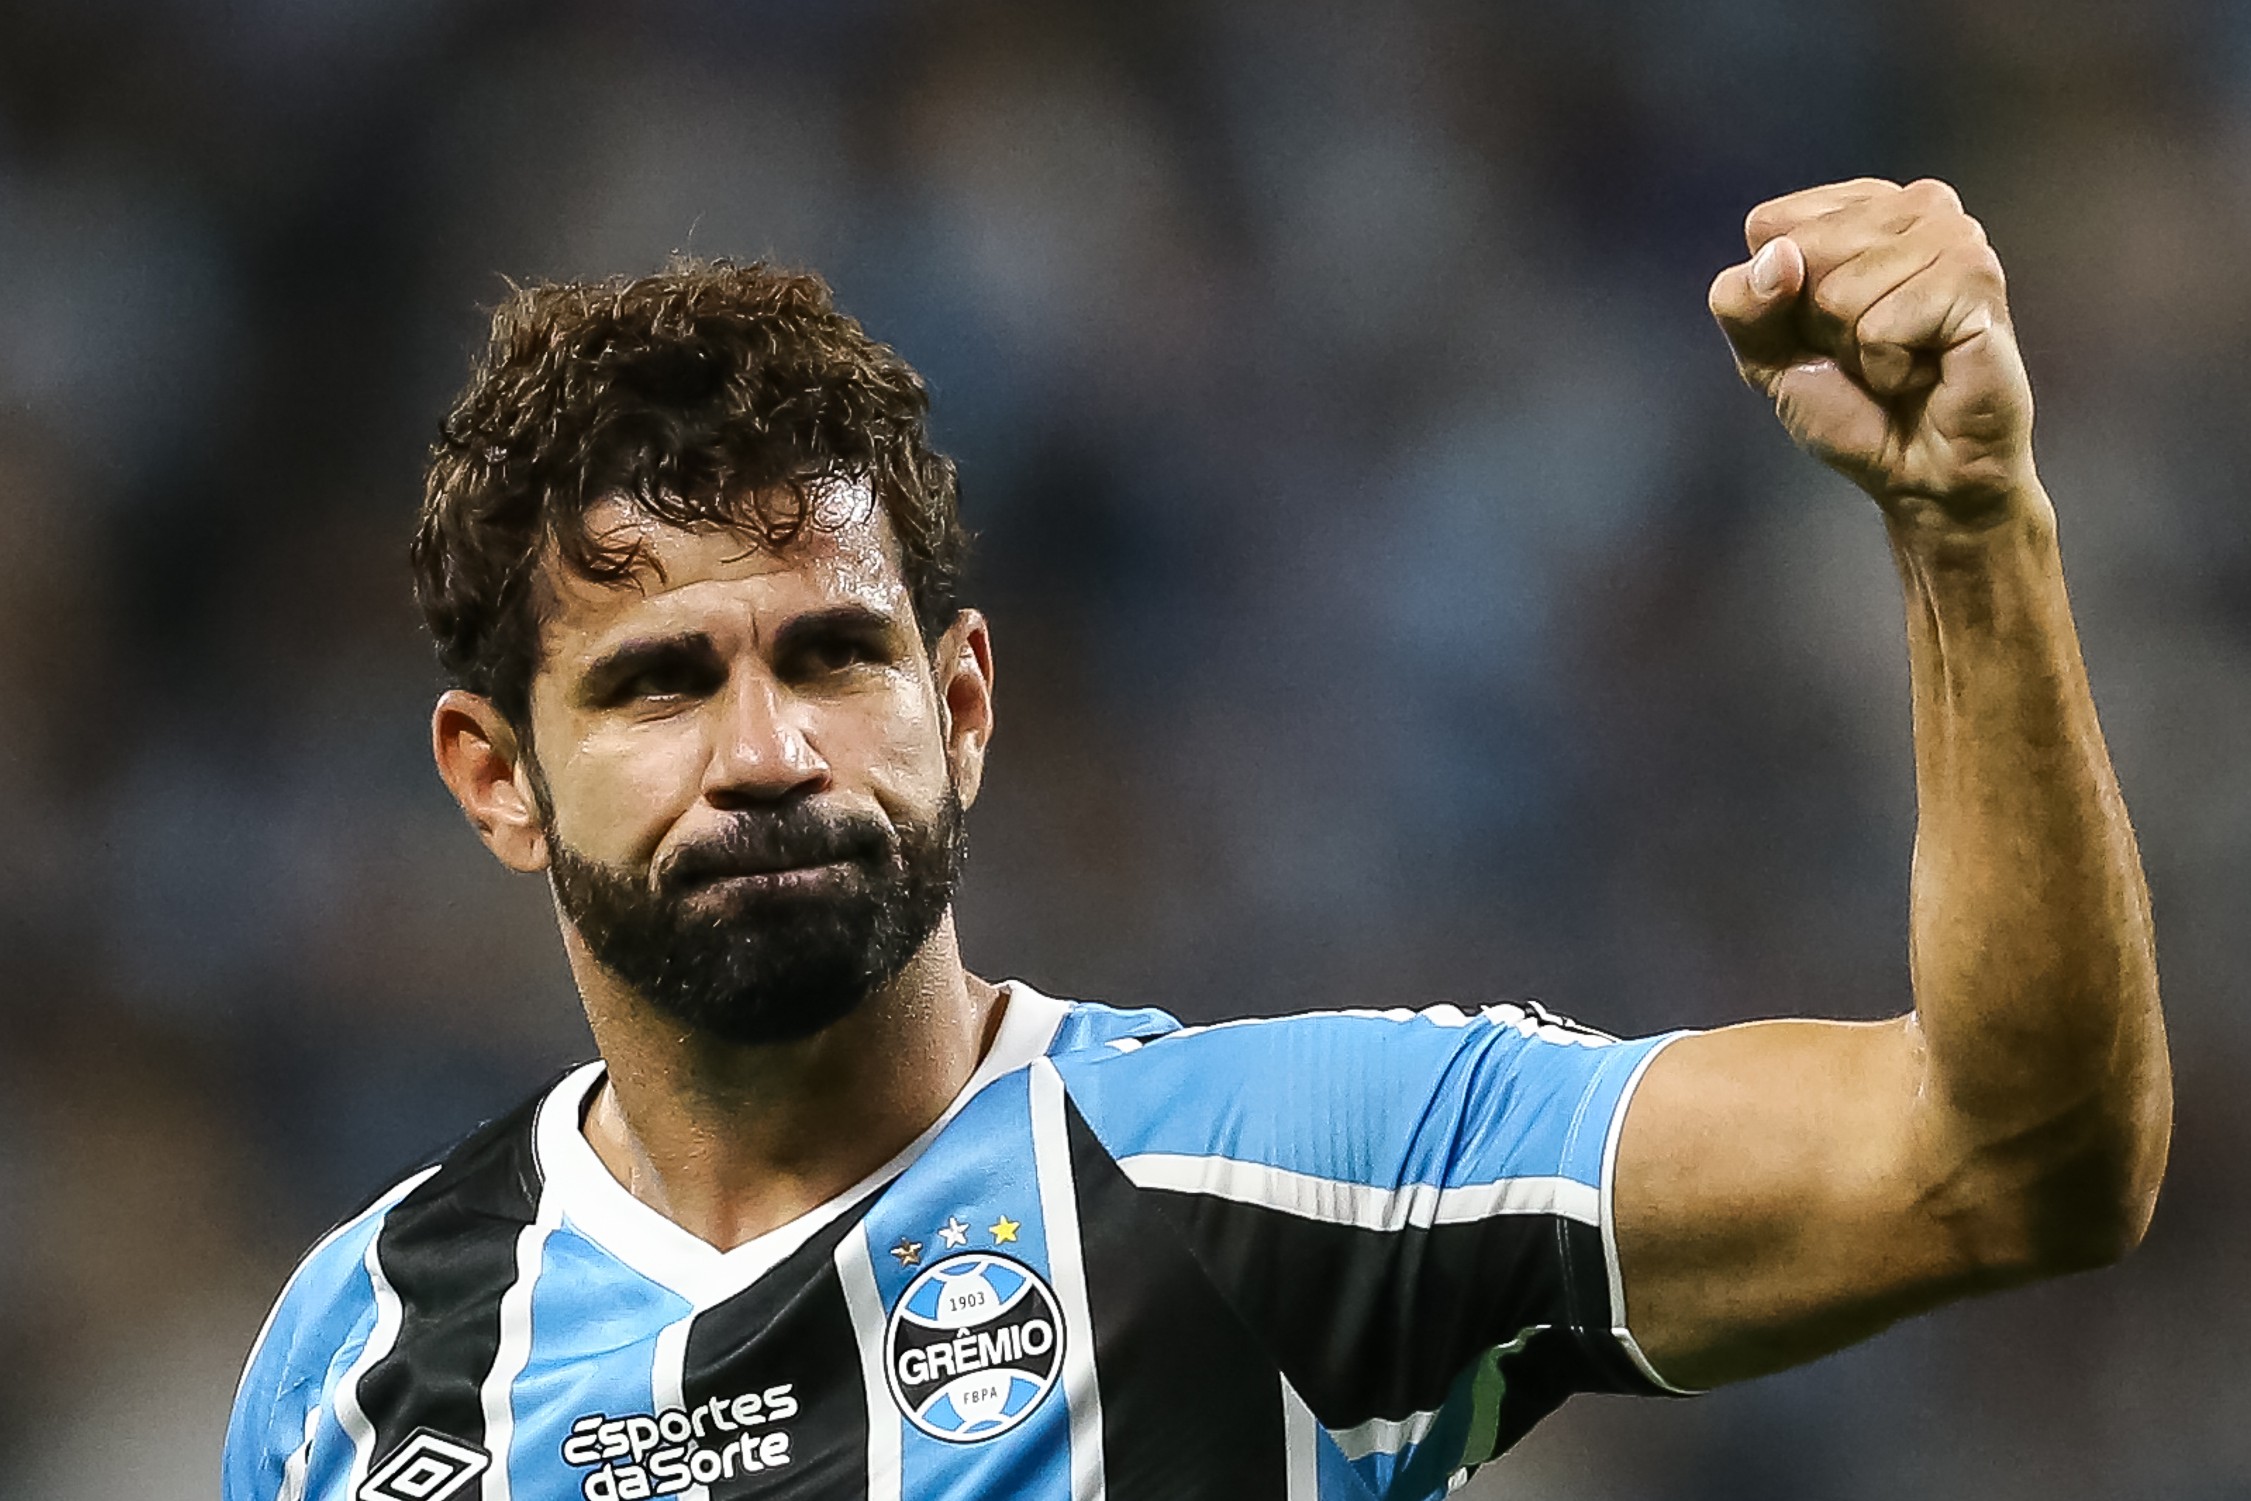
[574,631,722,706]
[770,603,905,658]
[571,604,909,705]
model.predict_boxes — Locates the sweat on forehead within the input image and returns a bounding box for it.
[548,482,897,595]
[529,486,916,652]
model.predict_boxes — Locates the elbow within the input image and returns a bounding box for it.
[1955,1168,2161,1286]
[1944,1075,2169,1287]
[2046,1060,2175,1274]
[1951,1084,2173,1283]
[2024,1177,2160,1276]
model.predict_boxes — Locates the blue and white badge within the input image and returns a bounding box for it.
[884,1252,1063,1442]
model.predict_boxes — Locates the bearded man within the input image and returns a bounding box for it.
[225,178,2170,1501]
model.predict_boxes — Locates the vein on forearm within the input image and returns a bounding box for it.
[1887,506,2164,1189]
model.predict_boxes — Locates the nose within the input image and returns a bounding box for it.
[703,674,830,807]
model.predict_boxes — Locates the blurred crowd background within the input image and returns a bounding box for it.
[2,1,2246,1496]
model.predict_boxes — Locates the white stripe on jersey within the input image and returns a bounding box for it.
[834,1228,902,1501]
[1327,1400,1442,1463]
[649,1309,706,1501]
[1598,1031,1700,1395]
[1028,1058,1106,1501]
[480,1178,564,1501]
[1280,1378,1320,1500]
[337,1220,412,1495]
[1115,1154,1600,1230]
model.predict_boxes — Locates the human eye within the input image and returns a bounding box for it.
[783,628,890,682]
[591,644,724,707]
[621,661,707,699]
[807,634,882,673]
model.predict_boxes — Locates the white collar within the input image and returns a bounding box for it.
[531,980,1069,1307]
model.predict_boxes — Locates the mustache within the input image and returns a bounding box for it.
[656,806,893,892]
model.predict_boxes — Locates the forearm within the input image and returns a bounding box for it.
[1614,182,2173,1386]
[1892,489,2170,1267]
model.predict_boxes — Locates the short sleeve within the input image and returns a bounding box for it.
[1052,1001,1691,1498]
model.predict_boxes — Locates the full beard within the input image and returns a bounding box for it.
[546,788,966,1048]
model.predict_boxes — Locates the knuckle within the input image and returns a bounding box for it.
[1949,242,2007,293]
[1907,177,1964,213]
[1939,215,1993,265]
[1855,296,1908,345]
[1811,276,1859,323]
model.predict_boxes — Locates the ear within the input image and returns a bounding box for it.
[933,610,995,807]
[432,689,550,873]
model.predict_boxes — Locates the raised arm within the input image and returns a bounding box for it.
[1610,178,2172,1390]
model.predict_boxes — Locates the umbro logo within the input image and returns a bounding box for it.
[358,1429,491,1501]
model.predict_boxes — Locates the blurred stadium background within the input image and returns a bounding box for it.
[2,2,2246,1496]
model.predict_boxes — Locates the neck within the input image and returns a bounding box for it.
[568,913,1004,1250]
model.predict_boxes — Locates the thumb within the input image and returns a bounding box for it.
[1709,235,1807,389]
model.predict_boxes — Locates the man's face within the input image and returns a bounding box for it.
[510,489,982,1046]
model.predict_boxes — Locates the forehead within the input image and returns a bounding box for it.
[538,486,912,658]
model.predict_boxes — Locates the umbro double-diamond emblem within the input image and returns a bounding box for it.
[357,1428,492,1501]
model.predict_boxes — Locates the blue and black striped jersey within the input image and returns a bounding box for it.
[225,983,1691,1501]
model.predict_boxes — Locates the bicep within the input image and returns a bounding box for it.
[1611,1014,1996,1389]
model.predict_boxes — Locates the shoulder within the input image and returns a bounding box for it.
[234,1163,437,1399]
[1045,995,1684,1192]
[227,1073,567,1442]
[222,1160,438,1492]
[1050,995,1638,1084]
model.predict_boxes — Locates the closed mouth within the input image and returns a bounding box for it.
[681,859,854,892]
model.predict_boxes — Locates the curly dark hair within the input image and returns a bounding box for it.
[411,259,967,729]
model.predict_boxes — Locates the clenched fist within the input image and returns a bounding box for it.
[1710,178,2039,535]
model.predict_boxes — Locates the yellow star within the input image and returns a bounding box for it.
[988,1215,1021,1245]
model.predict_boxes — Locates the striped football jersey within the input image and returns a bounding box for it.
[225,982,1691,1501]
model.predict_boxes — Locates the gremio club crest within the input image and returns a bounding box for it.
[883,1251,1063,1441]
